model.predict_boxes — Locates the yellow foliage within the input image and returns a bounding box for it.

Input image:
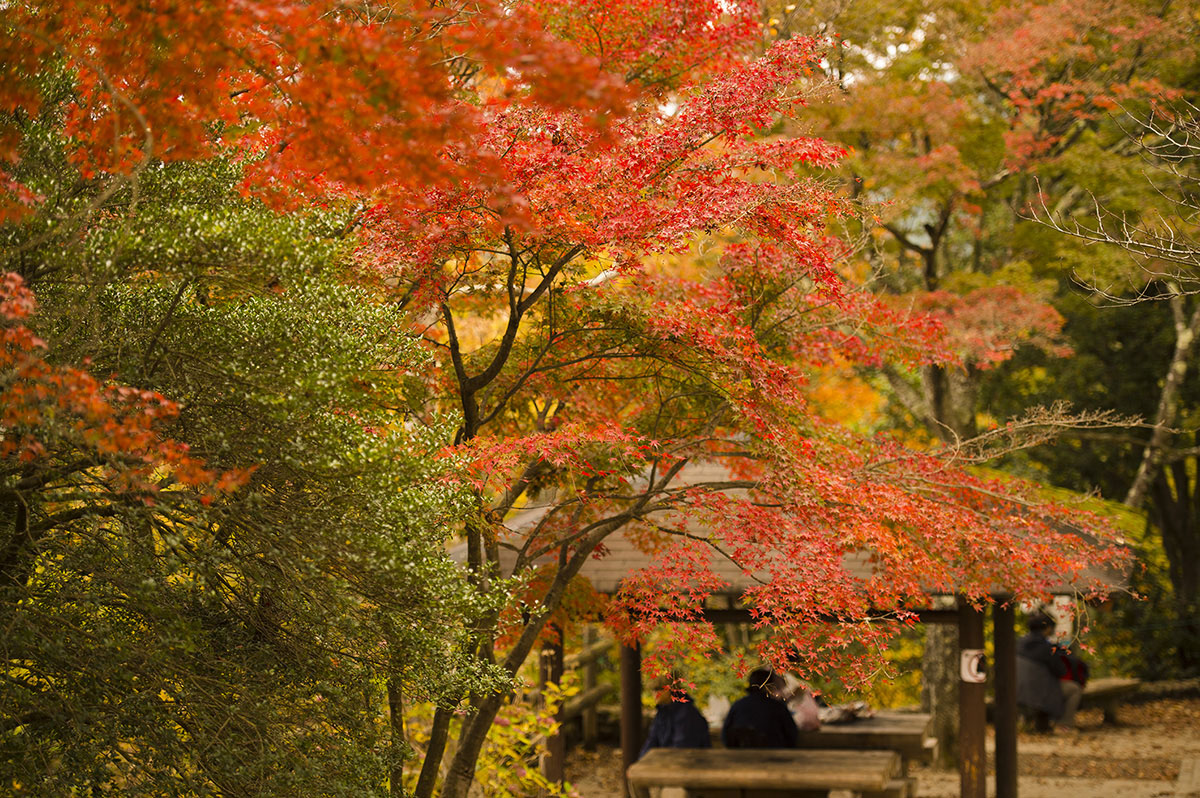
[403,672,582,798]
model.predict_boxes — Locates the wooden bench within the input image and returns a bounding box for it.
[1017,676,1142,730]
[626,748,902,798]
[1079,677,1141,724]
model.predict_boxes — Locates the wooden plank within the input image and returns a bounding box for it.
[563,684,614,720]
[1082,676,1140,695]
[565,635,614,670]
[627,748,901,795]
[580,625,601,746]
[540,637,565,785]
[862,777,913,798]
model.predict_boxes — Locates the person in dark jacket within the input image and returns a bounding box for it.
[638,685,712,757]
[1016,611,1082,731]
[721,669,799,748]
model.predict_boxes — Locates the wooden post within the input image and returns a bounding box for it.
[620,641,642,798]
[540,634,566,786]
[582,625,600,748]
[958,597,986,798]
[994,598,1018,798]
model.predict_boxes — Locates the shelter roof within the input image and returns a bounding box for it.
[453,460,1129,601]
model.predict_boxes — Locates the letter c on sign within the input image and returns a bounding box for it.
[960,649,987,683]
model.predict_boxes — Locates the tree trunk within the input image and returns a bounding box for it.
[439,694,505,798]
[1125,297,1200,508]
[920,363,977,769]
[389,677,405,798]
[1122,298,1200,674]
[1150,456,1200,672]
[413,706,453,798]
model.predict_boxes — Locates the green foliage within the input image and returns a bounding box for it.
[1,110,500,794]
[659,622,924,710]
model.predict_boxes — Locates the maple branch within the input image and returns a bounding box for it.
[440,301,476,441]
[0,498,122,595]
[0,457,102,497]
[26,504,122,538]
[436,482,647,793]
[459,243,585,405]
[517,244,585,315]
[493,457,553,522]
[925,200,954,251]
[946,403,1135,464]
[980,168,1012,191]
[647,520,768,585]
[1032,183,1200,294]
[1161,445,1200,462]
[1063,429,1156,449]
[510,454,693,563]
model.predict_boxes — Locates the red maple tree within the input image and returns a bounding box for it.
[2,3,1132,796]
[354,27,1128,798]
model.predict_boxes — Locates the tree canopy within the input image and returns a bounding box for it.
[0,0,1163,795]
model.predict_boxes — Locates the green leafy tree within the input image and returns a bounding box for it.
[2,74,495,796]
[1002,100,1200,675]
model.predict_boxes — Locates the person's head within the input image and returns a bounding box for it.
[1027,611,1055,636]
[747,668,785,696]
[651,670,690,703]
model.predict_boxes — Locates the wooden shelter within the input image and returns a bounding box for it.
[460,461,1128,798]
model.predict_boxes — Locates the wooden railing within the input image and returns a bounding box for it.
[562,627,616,746]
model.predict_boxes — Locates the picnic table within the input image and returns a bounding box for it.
[626,748,902,798]
[794,712,934,766]
[793,712,934,798]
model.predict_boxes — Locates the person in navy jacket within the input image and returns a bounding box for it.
[639,678,712,757]
[721,669,799,748]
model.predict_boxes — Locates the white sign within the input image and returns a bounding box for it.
[960,649,987,683]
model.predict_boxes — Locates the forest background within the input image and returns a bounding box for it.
[1,0,1198,796]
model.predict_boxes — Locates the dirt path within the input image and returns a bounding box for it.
[564,697,1200,797]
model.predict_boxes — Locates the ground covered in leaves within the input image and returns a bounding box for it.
[992,697,1200,781]
[565,696,1200,797]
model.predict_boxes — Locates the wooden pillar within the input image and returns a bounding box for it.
[958,598,987,798]
[994,599,1018,798]
[582,625,600,748]
[540,634,565,786]
[619,641,642,798]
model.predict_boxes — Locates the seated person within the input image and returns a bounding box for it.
[721,668,799,748]
[1016,611,1082,732]
[639,676,712,757]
